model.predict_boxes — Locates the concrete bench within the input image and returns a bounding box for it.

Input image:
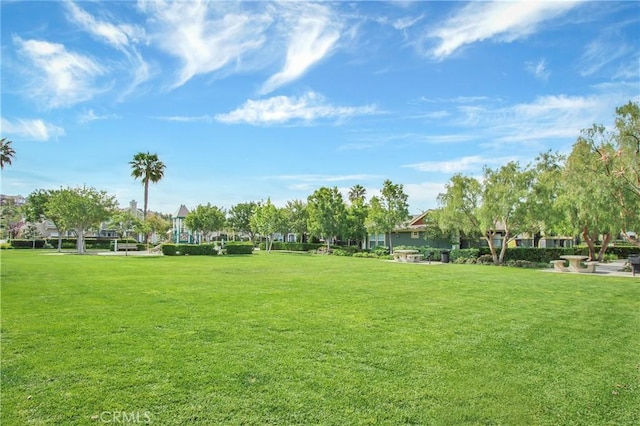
[551,259,567,272]
[406,254,424,263]
[115,243,138,251]
[580,261,598,273]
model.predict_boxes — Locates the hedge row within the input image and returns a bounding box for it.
[9,238,135,250]
[258,242,324,251]
[161,242,254,256]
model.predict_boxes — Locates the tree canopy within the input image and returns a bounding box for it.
[45,186,117,253]
[307,187,347,250]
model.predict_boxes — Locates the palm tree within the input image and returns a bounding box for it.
[129,152,166,219]
[1,138,16,169]
[348,184,366,204]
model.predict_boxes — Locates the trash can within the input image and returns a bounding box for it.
[629,255,640,277]
[441,250,450,264]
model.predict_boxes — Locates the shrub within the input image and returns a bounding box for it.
[451,248,481,262]
[9,239,46,249]
[225,242,254,255]
[0,243,13,250]
[476,254,495,265]
[161,244,179,256]
[373,246,390,256]
[331,249,352,257]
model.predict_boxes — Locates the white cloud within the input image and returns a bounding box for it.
[13,36,107,108]
[139,0,271,89]
[152,115,213,123]
[215,92,378,125]
[393,15,424,31]
[404,182,447,211]
[66,2,150,96]
[259,3,341,95]
[403,155,498,173]
[66,1,146,50]
[427,1,581,59]
[1,117,65,141]
[579,39,633,77]
[525,58,550,81]
[273,174,380,183]
[78,110,121,123]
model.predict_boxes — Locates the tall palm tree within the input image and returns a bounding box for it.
[130,152,166,219]
[348,184,366,204]
[1,138,16,169]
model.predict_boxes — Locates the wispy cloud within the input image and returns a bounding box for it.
[66,1,146,50]
[260,3,341,95]
[66,1,150,96]
[393,14,424,31]
[272,174,379,183]
[426,1,581,59]
[13,36,107,108]
[215,92,378,125]
[78,109,121,123]
[1,117,65,141]
[525,58,550,81]
[152,115,213,123]
[579,38,633,77]
[403,155,509,173]
[139,0,271,90]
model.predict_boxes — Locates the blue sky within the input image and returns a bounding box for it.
[1,1,638,215]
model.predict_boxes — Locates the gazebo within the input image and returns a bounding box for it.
[172,204,193,243]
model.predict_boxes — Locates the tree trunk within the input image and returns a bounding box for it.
[498,231,510,264]
[143,178,150,244]
[485,232,499,264]
[597,233,612,261]
[620,229,640,247]
[76,229,85,254]
[388,231,394,253]
[57,236,62,252]
[581,227,597,261]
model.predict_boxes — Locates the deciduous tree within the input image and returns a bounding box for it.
[307,187,347,251]
[365,180,409,253]
[45,186,117,254]
[184,203,226,244]
[227,202,258,242]
[250,198,285,252]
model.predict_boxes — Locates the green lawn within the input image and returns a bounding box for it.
[1,250,639,425]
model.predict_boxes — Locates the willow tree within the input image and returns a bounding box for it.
[588,101,640,245]
[436,162,534,265]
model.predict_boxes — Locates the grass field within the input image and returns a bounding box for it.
[1,250,639,425]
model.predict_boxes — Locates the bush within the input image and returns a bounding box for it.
[476,254,495,264]
[161,244,179,256]
[9,239,46,249]
[0,243,13,250]
[224,242,254,255]
[504,259,543,269]
[331,249,352,256]
[373,246,390,256]
[268,242,324,252]
[451,248,482,262]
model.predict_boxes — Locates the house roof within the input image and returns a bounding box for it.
[175,204,190,218]
[395,211,433,231]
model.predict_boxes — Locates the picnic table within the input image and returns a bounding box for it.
[393,249,422,263]
[555,255,598,273]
